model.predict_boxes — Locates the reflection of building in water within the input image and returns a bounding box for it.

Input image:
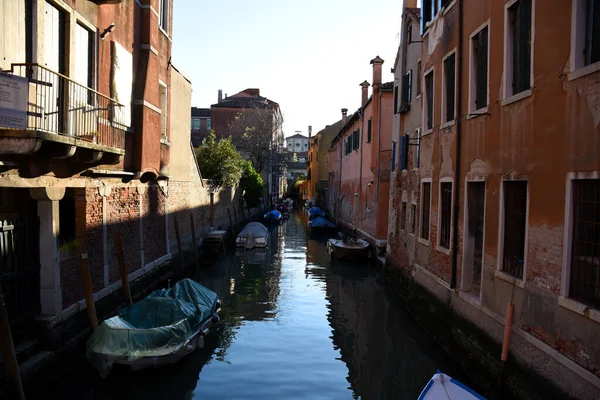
[324,268,447,399]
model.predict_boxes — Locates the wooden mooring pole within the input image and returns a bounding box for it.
[79,253,98,331]
[114,232,132,306]
[190,214,198,268]
[0,284,26,400]
[173,216,184,271]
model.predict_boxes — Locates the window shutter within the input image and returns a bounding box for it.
[407,69,412,102]
[391,142,396,172]
[445,53,456,121]
[393,85,399,114]
[476,28,488,110]
[399,136,409,170]
[402,74,409,105]
[367,119,372,142]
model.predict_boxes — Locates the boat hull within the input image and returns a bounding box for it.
[327,239,370,261]
[418,372,485,400]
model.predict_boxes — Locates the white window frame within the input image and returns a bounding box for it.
[159,0,169,33]
[422,67,435,135]
[560,172,600,322]
[460,178,487,299]
[418,178,433,246]
[496,177,529,288]
[436,177,454,254]
[468,20,490,116]
[416,59,422,98]
[569,0,600,80]
[502,0,535,105]
[441,48,457,127]
[159,80,168,141]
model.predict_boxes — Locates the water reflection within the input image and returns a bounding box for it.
[39,213,474,400]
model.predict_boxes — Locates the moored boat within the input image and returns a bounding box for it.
[264,209,282,223]
[86,278,220,377]
[308,216,336,231]
[236,222,269,248]
[308,206,325,217]
[418,372,485,400]
[327,237,370,261]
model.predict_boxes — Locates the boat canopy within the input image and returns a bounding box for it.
[308,206,325,216]
[238,222,269,238]
[264,210,282,220]
[86,279,217,374]
[309,217,335,228]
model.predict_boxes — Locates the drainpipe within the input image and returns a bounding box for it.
[358,109,364,226]
[338,137,343,221]
[450,0,464,289]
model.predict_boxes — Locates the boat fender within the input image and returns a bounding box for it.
[216,300,222,310]
[211,314,220,324]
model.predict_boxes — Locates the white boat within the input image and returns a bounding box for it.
[418,372,485,400]
[236,222,269,249]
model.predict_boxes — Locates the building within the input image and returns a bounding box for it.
[328,57,393,254]
[307,115,346,206]
[285,150,308,181]
[190,107,211,146]
[387,3,422,277]
[286,132,309,153]
[210,88,285,203]
[385,1,600,398]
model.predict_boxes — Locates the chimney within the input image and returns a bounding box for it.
[218,90,223,103]
[404,0,417,8]
[308,126,312,138]
[360,81,370,105]
[371,56,384,87]
[341,108,348,124]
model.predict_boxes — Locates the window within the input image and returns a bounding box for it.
[415,128,421,168]
[470,25,489,110]
[401,202,407,230]
[439,182,453,249]
[352,130,360,150]
[421,182,431,240]
[74,23,95,94]
[424,70,434,130]
[159,83,168,139]
[569,179,600,307]
[159,0,169,31]
[421,0,432,34]
[393,84,399,114]
[506,0,532,97]
[401,70,413,106]
[367,119,372,143]
[502,181,528,278]
[399,135,409,170]
[416,60,422,96]
[586,0,600,65]
[407,24,412,45]
[191,118,200,130]
[207,118,211,130]
[411,204,417,233]
[443,52,456,122]
[391,142,397,172]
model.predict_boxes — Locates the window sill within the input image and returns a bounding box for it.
[440,120,455,130]
[495,269,525,288]
[568,61,600,81]
[501,89,532,107]
[467,106,489,120]
[436,245,452,256]
[422,128,434,136]
[417,237,430,247]
[160,138,170,146]
[558,296,600,324]
[159,26,172,41]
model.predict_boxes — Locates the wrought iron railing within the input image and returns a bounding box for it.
[1,63,127,149]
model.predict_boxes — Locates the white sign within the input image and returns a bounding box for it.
[0,72,29,129]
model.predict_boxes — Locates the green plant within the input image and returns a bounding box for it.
[59,239,79,256]
[195,131,244,189]
[239,161,264,207]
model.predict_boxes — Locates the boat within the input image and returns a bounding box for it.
[236,222,269,249]
[263,209,282,223]
[86,278,220,377]
[308,216,336,231]
[308,206,325,217]
[327,237,370,261]
[418,372,485,400]
[275,203,290,213]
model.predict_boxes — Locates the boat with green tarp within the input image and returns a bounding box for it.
[86,278,220,377]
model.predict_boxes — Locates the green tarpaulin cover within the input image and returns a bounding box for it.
[86,278,218,374]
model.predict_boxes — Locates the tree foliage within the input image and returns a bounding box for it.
[239,161,264,208]
[195,131,243,189]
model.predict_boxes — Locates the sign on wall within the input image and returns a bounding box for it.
[0,72,28,129]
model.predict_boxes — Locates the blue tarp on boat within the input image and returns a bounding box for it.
[308,207,325,217]
[308,217,335,229]
[264,210,282,220]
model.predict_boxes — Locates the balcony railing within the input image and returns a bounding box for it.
[1,63,126,149]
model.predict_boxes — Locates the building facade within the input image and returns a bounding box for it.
[329,57,393,252]
[286,132,309,153]
[386,1,600,398]
[190,107,211,146]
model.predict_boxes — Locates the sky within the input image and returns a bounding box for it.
[172,0,404,138]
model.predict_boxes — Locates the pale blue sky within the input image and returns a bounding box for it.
[172,0,404,138]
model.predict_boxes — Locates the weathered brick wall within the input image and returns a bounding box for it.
[60,256,83,309]
[526,225,563,295]
[142,185,167,264]
[83,187,105,292]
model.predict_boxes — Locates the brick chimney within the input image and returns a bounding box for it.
[342,108,348,124]
[218,89,222,103]
[360,81,370,105]
[370,56,384,172]
[404,0,417,8]
[371,56,384,88]
[308,125,312,138]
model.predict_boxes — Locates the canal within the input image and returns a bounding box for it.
[39,211,478,399]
